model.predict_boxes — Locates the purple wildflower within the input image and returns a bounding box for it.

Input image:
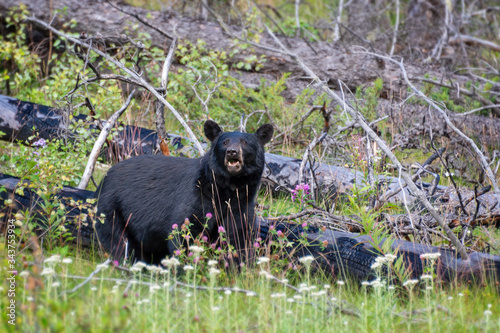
[172,224,178,230]
[218,226,225,233]
[206,212,212,219]
[175,249,181,256]
[188,252,193,257]
[302,222,307,228]
[253,242,260,248]
[291,183,310,203]
[202,235,208,242]
[33,138,47,147]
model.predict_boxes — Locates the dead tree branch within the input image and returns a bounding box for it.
[77,90,135,190]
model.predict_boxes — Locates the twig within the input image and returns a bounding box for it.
[450,34,500,52]
[295,0,301,38]
[156,38,177,155]
[77,90,135,189]
[457,104,500,116]
[389,0,400,56]
[263,26,469,259]
[298,104,329,185]
[333,0,344,42]
[27,16,205,155]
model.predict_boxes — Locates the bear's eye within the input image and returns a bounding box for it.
[240,139,247,146]
[223,139,230,146]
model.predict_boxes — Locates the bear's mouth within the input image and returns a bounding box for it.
[225,157,243,174]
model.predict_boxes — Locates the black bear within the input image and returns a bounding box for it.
[95,120,273,265]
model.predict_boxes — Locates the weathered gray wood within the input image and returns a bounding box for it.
[2,173,499,283]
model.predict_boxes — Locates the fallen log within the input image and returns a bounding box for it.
[1,173,499,283]
[1,94,499,224]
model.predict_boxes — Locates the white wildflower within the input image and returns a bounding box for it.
[209,268,221,276]
[384,254,397,263]
[41,268,55,276]
[246,291,257,297]
[212,306,220,311]
[45,255,61,264]
[130,266,142,273]
[224,290,232,295]
[183,265,194,271]
[161,259,172,267]
[52,282,61,287]
[298,255,314,265]
[375,256,387,264]
[337,280,345,286]
[133,261,147,269]
[62,258,73,265]
[420,274,433,280]
[190,246,204,255]
[256,257,270,265]
[403,279,419,287]
[20,271,29,278]
[208,260,218,266]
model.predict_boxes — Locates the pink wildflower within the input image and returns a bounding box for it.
[206,212,212,219]
[218,226,225,233]
[172,224,178,230]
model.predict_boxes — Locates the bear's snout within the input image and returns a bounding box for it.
[225,146,243,175]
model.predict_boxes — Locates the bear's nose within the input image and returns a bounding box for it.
[226,148,238,158]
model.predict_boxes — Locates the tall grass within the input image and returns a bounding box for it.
[1,250,498,332]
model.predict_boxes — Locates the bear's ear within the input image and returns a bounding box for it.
[255,124,274,145]
[204,120,223,142]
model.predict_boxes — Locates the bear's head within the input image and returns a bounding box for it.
[204,120,273,176]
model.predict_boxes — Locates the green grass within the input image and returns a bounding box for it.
[1,249,499,332]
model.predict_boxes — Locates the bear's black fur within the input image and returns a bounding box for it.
[95,120,273,264]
